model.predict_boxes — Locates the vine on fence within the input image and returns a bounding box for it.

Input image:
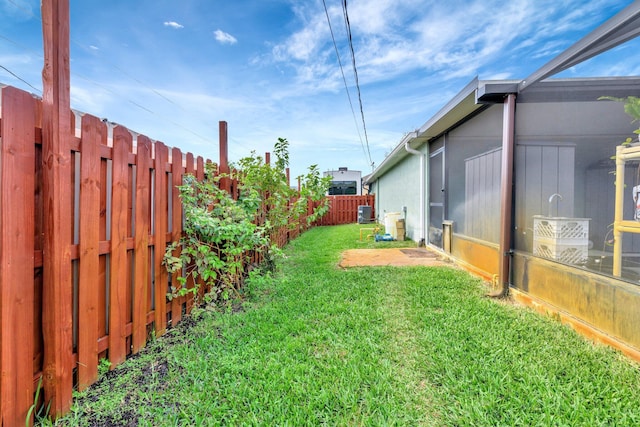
[163,138,331,307]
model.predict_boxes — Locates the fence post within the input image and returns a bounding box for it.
[0,86,36,426]
[41,0,74,416]
[219,121,230,193]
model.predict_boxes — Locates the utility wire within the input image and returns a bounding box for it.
[1,3,234,151]
[321,0,369,169]
[5,0,34,17]
[0,64,41,93]
[341,0,374,170]
[71,71,217,145]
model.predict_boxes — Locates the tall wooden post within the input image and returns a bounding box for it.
[41,0,74,416]
[219,121,230,193]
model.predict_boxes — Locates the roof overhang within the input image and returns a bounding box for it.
[476,82,519,103]
[365,76,640,186]
[365,77,504,184]
[519,2,640,92]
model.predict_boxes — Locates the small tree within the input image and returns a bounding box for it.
[236,138,332,239]
[297,163,332,225]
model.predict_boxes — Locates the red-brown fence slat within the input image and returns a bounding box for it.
[76,114,105,390]
[170,147,184,324]
[33,101,44,391]
[97,153,109,360]
[184,153,195,313]
[195,157,207,296]
[108,126,131,367]
[0,86,36,426]
[132,136,151,354]
[153,142,169,336]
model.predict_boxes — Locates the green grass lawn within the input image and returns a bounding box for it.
[51,224,640,426]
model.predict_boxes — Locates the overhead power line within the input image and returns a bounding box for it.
[321,0,369,169]
[341,0,374,170]
[0,64,41,93]
[0,3,230,151]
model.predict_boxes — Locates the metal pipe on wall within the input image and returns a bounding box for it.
[496,93,517,297]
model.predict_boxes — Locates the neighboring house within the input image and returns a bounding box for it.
[324,167,362,195]
[364,5,640,359]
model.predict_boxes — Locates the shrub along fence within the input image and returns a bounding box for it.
[0,84,374,424]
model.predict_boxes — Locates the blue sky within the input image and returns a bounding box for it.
[1,0,639,179]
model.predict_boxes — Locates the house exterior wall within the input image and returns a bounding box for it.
[371,151,423,239]
[324,169,362,195]
[450,234,500,281]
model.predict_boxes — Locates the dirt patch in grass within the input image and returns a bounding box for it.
[339,248,451,267]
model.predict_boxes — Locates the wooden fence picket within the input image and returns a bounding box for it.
[153,142,169,337]
[185,153,196,312]
[170,147,184,325]
[109,126,131,367]
[0,86,36,426]
[195,157,207,296]
[77,114,105,390]
[132,136,151,354]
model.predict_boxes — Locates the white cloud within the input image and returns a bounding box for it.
[164,21,184,29]
[270,0,625,95]
[214,29,237,45]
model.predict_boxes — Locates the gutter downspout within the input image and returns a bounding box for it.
[405,134,426,245]
[494,93,517,298]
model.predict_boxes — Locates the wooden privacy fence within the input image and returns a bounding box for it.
[0,85,215,424]
[315,195,376,226]
[0,84,374,424]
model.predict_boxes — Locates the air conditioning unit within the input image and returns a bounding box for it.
[358,205,372,224]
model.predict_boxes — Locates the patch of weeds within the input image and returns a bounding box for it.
[97,358,111,377]
[28,377,51,427]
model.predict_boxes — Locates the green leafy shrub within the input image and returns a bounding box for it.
[164,138,331,308]
[164,165,269,306]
